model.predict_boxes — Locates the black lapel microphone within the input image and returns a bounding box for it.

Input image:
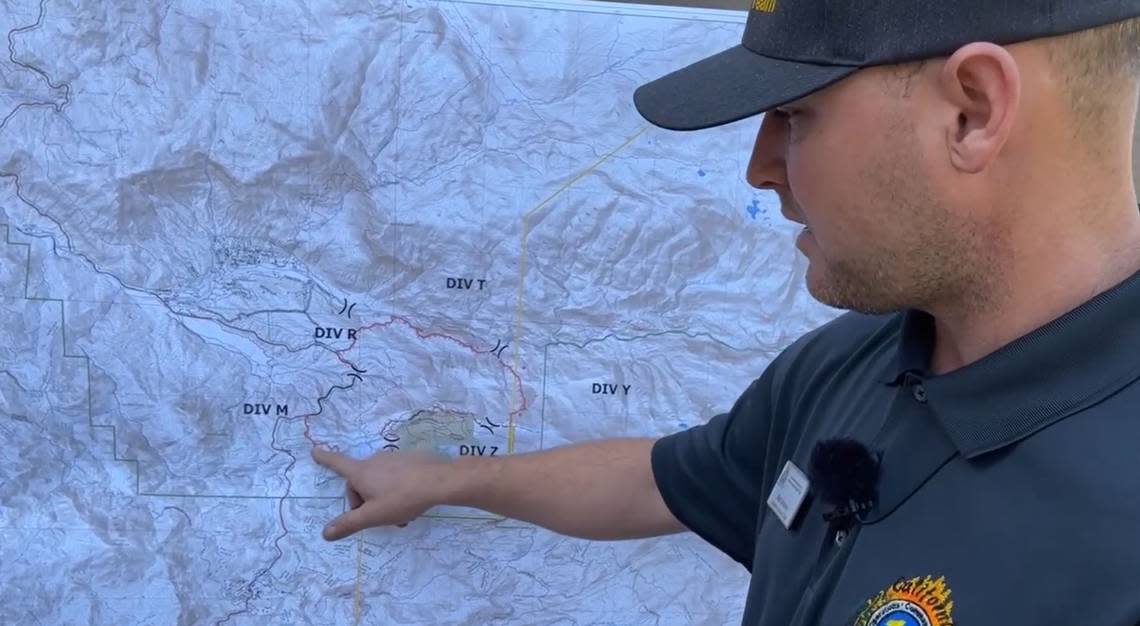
[808,438,882,534]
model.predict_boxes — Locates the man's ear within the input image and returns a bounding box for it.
[1131,93,1140,195]
[940,42,1022,174]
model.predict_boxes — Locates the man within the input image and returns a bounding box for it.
[313,1,1140,623]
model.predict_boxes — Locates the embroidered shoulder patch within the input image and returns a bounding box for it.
[853,575,954,626]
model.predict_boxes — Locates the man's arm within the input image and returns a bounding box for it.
[311,438,685,541]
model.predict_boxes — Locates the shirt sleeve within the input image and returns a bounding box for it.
[650,372,776,570]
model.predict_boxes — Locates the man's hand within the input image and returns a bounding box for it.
[311,446,450,541]
[313,438,683,543]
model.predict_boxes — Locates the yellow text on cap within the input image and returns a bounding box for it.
[752,0,776,12]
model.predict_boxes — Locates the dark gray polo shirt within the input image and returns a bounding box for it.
[652,268,1140,626]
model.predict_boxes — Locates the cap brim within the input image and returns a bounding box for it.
[634,45,859,131]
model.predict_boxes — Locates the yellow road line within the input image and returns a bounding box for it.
[508,124,652,452]
[352,534,363,625]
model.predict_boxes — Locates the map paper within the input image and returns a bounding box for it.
[0,0,838,623]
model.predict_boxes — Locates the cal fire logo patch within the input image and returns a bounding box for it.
[853,575,954,626]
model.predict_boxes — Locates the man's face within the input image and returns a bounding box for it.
[747,65,998,315]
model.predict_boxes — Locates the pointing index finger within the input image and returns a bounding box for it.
[311,445,355,475]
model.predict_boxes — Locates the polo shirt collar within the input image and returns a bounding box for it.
[881,267,1140,458]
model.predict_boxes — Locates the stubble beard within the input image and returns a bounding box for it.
[808,199,1006,316]
[801,141,1000,315]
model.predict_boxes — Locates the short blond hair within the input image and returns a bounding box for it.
[1043,16,1140,138]
[882,19,1140,122]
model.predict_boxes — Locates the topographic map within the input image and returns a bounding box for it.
[0,0,837,623]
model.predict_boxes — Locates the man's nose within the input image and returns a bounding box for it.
[745,112,789,190]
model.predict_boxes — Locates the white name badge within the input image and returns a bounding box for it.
[766,460,810,530]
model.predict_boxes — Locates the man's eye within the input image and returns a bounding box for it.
[772,108,806,142]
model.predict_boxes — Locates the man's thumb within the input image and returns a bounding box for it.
[322,505,373,541]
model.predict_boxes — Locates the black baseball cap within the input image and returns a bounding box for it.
[634,0,1140,131]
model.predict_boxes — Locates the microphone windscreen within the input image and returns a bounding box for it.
[808,438,881,506]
